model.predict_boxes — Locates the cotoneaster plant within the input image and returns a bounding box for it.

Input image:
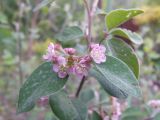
[17,1,144,120]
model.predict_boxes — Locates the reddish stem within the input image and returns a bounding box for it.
[83,0,92,44]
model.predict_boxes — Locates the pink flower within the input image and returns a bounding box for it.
[53,64,60,73]
[48,43,55,51]
[43,43,55,62]
[103,116,109,120]
[111,97,121,120]
[111,114,119,120]
[90,43,106,64]
[53,57,68,78]
[43,42,101,79]
[112,98,121,116]
[58,70,68,78]
[56,56,67,66]
[73,56,91,78]
[90,44,106,52]
[53,64,68,78]
[54,43,61,50]
[74,64,88,78]
[64,48,76,55]
[148,100,160,109]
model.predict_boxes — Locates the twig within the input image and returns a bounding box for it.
[83,0,92,43]
[75,76,86,97]
[15,23,23,86]
[83,0,99,44]
[75,0,98,98]
[91,0,99,17]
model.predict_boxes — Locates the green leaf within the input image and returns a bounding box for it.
[106,9,143,31]
[89,55,141,99]
[79,88,95,104]
[0,12,8,24]
[49,91,77,120]
[44,112,60,120]
[153,59,160,71]
[17,62,68,113]
[0,26,12,40]
[104,38,139,78]
[49,91,87,120]
[154,113,160,120]
[55,26,83,42]
[121,107,149,120]
[110,28,143,45]
[72,99,88,120]
[33,0,54,11]
[90,111,102,120]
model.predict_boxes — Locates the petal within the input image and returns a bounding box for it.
[100,45,106,52]
[67,66,74,74]
[64,48,76,55]
[43,54,52,61]
[90,43,99,49]
[101,55,106,62]
[53,64,59,73]
[48,43,55,51]
[43,54,48,60]
[58,71,67,78]
[94,59,101,64]
[57,56,67,66]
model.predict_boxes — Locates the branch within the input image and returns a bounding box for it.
[83,0,92,44]
[91,0,99,17]
[15,22,23,86]
[83,0,99,44]
[75,76,86,97]
[75,0,99,98]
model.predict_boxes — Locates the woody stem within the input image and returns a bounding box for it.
[75,76,86,97]
[83,0,92,44]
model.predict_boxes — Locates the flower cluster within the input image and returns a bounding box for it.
[90,43,106,64]
[111,97,121,120]
[148,100,160,109]
[43,42,106,78]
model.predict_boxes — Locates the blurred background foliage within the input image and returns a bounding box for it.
[0,0,160,120]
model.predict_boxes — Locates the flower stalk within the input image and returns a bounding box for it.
[75,76,86,97]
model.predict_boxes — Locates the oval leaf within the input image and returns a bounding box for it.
[72,99,88,120]
[90,111,103,120]
[121,107,149,120]
[79,88,95,104]
[104,38,139,78]
[89,55,141,99]
[55,26,83,42]
[49,90,87,120]
[106,9,143,31]
[17,62,68,113]
[110,28,143,45]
